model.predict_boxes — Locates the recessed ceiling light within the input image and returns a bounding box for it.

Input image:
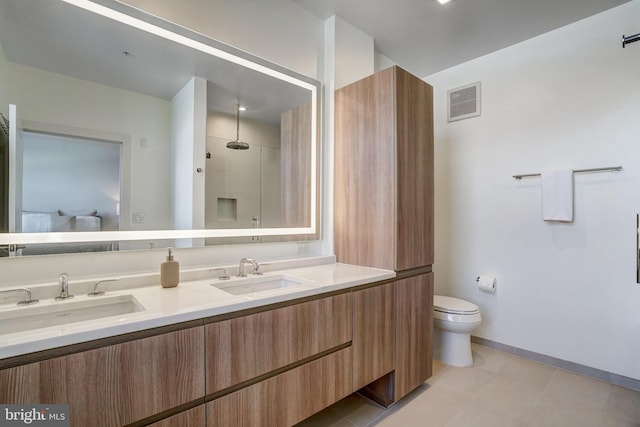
[438,0,451,4]
[238,105,247,111]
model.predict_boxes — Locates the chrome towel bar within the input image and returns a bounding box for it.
[623,32,640,48]
[513,166,622,180]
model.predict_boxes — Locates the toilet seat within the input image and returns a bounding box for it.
[434,295,480,316]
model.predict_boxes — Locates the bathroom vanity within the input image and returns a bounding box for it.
[334,66,435,403]
[0,3,436,426]
[0,259,433,426]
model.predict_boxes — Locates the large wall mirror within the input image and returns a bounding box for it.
[0,0,320,256]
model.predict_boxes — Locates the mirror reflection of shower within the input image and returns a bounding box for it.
[205,107,282,245]
[226,105,250,150]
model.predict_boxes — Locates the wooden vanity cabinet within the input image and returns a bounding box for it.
[207,347,352,427]
[352,283,395,392]
[147,405,206,427]
[0,293,353,427]
[205,293,351,394]
[335,65,435,404]
[395,272,433,400]
[0,326,204,427]
[334,65,434,272]
[205,293,353,426]
[1,277,428,425]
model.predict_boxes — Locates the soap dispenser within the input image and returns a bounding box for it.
[161,248,179,288]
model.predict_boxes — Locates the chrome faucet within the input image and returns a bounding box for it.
[0,288,39,306]
[88,278,120,296]
[210,268,230,280]
[253,262,268,275]
[238,258,259,277]
[55,272,73,300]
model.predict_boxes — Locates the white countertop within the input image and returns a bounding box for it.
[0,261,395,360]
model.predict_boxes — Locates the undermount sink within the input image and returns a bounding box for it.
[211,274,314,296]
[0,294,145,335]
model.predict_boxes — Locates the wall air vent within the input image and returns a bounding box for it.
[447,81,481,122]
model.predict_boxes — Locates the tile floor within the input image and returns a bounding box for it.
[296,343,640,427]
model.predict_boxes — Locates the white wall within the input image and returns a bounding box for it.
[374,51,396,73]
[427,1,640,380]
[331,16,375,90]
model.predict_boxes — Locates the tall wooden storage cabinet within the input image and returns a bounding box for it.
[281,102,312,229]
[334,66,434,402]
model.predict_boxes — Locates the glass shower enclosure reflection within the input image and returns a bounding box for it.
[204,131,282,245]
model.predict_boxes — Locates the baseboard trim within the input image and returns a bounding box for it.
[471,336,640,392]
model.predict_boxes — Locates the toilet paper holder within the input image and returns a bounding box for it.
[476,275,497,293]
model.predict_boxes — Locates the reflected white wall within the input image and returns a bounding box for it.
[171,76,207,239]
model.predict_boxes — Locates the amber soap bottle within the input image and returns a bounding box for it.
[161,248,179,288]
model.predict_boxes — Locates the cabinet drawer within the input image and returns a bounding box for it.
[395,272,433,399]
[0,327,204,427]
[206,293,351,394]
[146,405,205,427]
[207,347,352,427]
[352,282,395,390]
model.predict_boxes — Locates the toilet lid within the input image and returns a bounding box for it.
[434,295,480,315]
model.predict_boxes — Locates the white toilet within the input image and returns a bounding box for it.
[433,295,482,367]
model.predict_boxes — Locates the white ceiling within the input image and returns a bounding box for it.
[293,0,632,77]
[1,0,631,115]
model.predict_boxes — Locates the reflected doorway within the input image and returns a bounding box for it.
[21,131,122,233]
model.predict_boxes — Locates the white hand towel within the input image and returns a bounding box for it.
[541,169,573,222]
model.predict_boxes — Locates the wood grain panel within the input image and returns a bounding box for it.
[207,347,352,427]
[334,66,397,270]
[146,405,205,427]
[281,103,313,227]
[207,392,245,426]
[395,273,433,400]
[0,327,204,427]
[352,283,395,390]
[0,319,204,370]
[0,363,40,403]
[334,66,434,271]
[395,69,434,271]
[206,293,351,394]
